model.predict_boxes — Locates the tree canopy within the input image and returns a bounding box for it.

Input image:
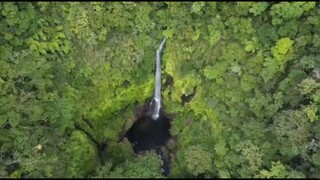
[0,2,319,178]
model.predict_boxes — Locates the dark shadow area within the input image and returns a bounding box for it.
[125,113,171,153]
[125,111,172,176]
[181,87,197,106]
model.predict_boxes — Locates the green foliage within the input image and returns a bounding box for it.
[65,131,98,178]
[270,2,316,25]
[271,37,294,67]
[204,61,228,84]
[114,151,164,178]
[234,140,264,177]
[1,2,318,179]
[302,104,319,122]
[191,2,206,15]
[298,77,319,96]
[249,2,269,16]
[91,151,164,178]
[184,145,213,177]
[272,110,312,157]
[105,139,135,165]
[256,161,305,178]
[89,161,113,178]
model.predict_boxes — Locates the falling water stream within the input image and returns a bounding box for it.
[150,38,166,120]
[125,38,171,176]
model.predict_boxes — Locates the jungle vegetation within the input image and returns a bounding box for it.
[0,2,319,178]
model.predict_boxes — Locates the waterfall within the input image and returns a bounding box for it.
[150,38,166,120]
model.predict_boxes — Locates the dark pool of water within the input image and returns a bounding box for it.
[125,113,171,176]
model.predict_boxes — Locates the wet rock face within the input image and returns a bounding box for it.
[125,113,171,153]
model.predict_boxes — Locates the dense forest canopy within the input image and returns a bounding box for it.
[0,2,319,178]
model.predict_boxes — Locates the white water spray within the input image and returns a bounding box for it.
[150,38,166,120]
